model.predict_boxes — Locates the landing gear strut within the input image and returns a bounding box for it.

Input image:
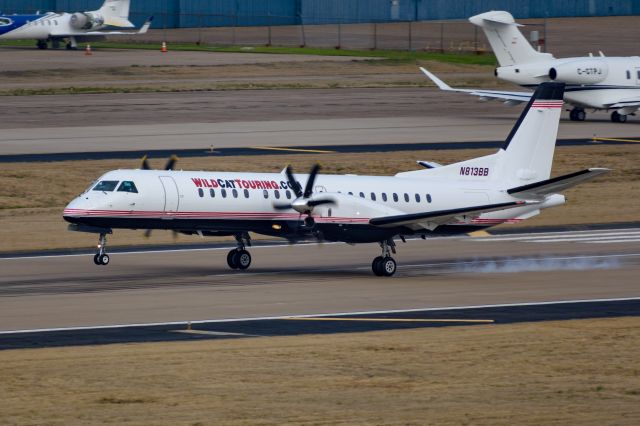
[227,233,252,270]
[611,111,628,123]
[93,233,110,266]
[569,107,586,121]
[372,239,397,277]
[36,40,48,50]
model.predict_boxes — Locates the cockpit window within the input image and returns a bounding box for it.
[117,181,138,193]
[0,18,11,26]
[93,180,119,192]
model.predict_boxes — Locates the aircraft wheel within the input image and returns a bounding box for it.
[36,40,48,50]
[575,109,586,121]
[381,257,397,277]
[236,250,252,270]
[569,109,577,121]
[93,254,101,265]
[372,256,385,276]
[94,253,109,266]
[611,111,627,123]
[227,249,239,269]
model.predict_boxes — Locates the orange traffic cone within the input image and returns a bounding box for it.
[85,44,92,55]
[161,41,168,53]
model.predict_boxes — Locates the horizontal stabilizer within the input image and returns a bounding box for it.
[370,201,532,228]
[507,168,610,197]
[419,67,531,103]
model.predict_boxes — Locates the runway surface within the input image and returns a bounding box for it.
[1,88,639,156]
[2,299,638,350]
[1,226,638,344]
[1,136,636,163]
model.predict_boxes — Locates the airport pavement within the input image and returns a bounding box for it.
[1,89,638,156]
[1,298,638,350]
[1,226,638,336]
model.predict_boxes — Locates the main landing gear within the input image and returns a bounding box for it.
[93,233,110,266]
[611,111,628,123]
[569,107,586,121]
[372,239,397,277]
[227,233,252,270]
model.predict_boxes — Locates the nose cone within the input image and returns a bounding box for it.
[63,196,91,223]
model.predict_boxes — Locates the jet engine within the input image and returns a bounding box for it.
[70,12,105,30]
[548,59,608,84]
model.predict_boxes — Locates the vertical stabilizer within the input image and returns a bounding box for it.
[469,11,554,66]
[99,0,133,27]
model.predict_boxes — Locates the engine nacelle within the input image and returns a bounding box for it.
[70,12,105,30]
[548,59,608,84]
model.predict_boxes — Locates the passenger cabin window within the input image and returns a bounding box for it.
[210,189,215,198]
[627,70,631,79]
[117,181,138,193]
[637,70,640,79]
[415,194,420,202]
[93,180,119,192]
[285,190,291,199]
[244,189,249,198]
[404,193,409,202]
[263,190,269,199]
[275,190,281,199]
[359,192,365,198]
[221,189,227,198]
[198,188,204,197]
[371,192,376,201]
[426,194,432,203]
[393,193,398,202]
[232,189,238,198]
[382,193,388,202]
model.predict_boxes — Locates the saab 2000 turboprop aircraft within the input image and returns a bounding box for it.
[421,10,640,123]
[63,83,608,277]
[0,0,151,50]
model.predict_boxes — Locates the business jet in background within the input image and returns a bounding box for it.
[0,0,151,50]
[421,10,640,123]
[64,83,608,277]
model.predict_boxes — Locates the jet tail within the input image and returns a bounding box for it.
[397,83,567,189]
[99,0,133,28]
[469,10,553,66]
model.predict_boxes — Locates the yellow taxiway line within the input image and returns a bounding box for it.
[251,146,335,154]
[592,137,640,144]
[285,317,495,324]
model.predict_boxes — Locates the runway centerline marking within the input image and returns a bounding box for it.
[250,146,334,154]
[284,317,494,323]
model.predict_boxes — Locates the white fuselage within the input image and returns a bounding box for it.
[497,56,640,111]
[63,168,555,243]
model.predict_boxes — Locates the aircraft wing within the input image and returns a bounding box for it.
[52,16,153,37]
[605,98,640,109]
[507,168,610,198]
[369,200,533,229]
[419,67,531,103]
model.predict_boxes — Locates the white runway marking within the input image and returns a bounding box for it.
[1,296,639,335]
[474,228,640,244]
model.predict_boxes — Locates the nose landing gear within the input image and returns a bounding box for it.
[226,233,252,270]
[372,239,397,277]
[93,233,110,266]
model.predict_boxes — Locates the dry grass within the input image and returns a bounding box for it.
[1,317,639,425]
[1,145,638,252]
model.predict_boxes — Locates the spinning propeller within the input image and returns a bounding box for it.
[274,164,336,227]
[141,154,179,171]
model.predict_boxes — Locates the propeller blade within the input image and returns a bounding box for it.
[303,164,320,198]
[273,203,293,210]
[307,198,335,207]
[285,165,303,198]
[141,155,151,170]
[164,155,178,171]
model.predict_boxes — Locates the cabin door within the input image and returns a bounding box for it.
[159,176,180,214]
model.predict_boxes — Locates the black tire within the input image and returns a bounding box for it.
[93,254,101,265]
[575,110,586,121]
[236,250,252,270]
[372,256,384,276]
[381,257,397,277]
[227,250,239,269]
[569,109,577,121]
[98,254,110,266]
[611,111,627,123]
